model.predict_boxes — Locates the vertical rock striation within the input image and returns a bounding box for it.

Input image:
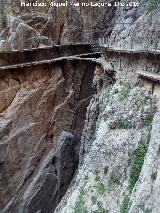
[0,59,95,212]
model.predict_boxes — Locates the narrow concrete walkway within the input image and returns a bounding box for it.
[138,71,160,82]
[0,52,101,70]
[102,46,160,55]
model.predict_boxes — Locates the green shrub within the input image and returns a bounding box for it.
[105,149,113,156]
[95,174,101,182]
[129,138,148,191]
[120,196,130,213]
[109,171,121,186]
[94,170,101,182]
[119,89,130,101]
[91,195,97,205]
[120,120,132,129]
[148,0,160,11]
[93,170,107,195]
[74,188,88,213]
[84,175,89,182]
[95,182,106,195]
[140,115,153,126]
[96,201,108,213]
[104,114,108,122]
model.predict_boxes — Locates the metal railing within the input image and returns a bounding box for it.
[99,28,159,53]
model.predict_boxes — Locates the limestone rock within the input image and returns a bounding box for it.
[0,40,10,51]
[0,79,20,113]
[0,59,95,212]
[4,131,75,213]
[108,0,160,50]
[7,16,22,34]
[55,79,158,213]
[0,0,117,48]
[8,22,39,50]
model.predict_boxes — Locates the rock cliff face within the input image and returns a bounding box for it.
[0,0,160,213]
[55,2,160,212]
[108,1,160,50]
[0,59,95,212]
[55,76,158,213]
[0,0,117,50]
[1,0,159,51]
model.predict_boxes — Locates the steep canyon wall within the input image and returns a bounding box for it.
[0,58,95,212]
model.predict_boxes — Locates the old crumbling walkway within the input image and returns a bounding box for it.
[0,44,101,67]
[0,45,160,89]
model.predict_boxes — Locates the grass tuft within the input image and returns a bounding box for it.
[120,120,132,129]
[148,0,160,11]
[74,188,88,213]
[109,171,121,186]
[129,138,148,191]
[120,196,130,213]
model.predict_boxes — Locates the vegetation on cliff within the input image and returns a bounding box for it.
[148,0,160,11]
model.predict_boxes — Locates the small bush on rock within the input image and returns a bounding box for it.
[120,120,133,130]
[74,188,88,213]
[96,201,108,213]
[109,171,121,186]
[140,114,154,126]
[148,0,160,11]
[95,182,106,195]
[94,170,101,182]
[91,195,97,205]
[129,138,149,191]
[120,195,130,213]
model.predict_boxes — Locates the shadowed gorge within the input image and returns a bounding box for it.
[0,59,95,212]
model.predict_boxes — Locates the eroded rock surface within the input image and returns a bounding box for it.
[0,59,95,212]
[1,0,160,51]
[108,0,160,50]
[0,1,160,213]
[0,0,117,50]
[5,131,75,213]
[55,78,158,213]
